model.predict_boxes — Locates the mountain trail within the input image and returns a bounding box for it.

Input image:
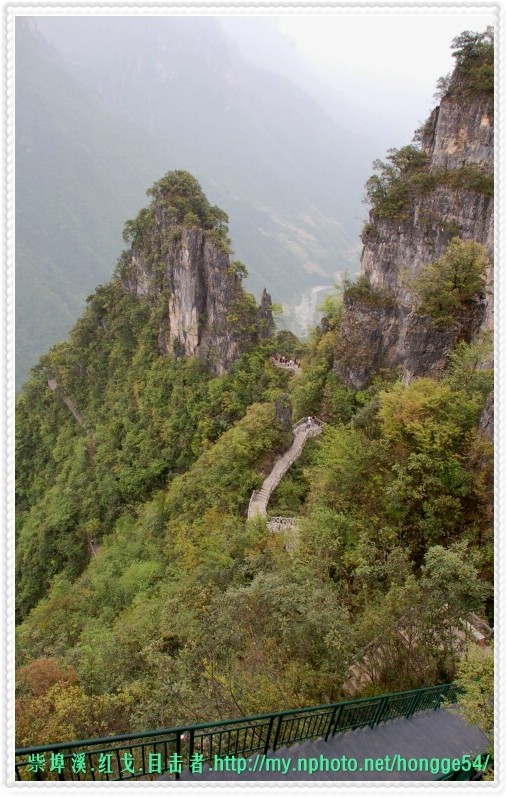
[248,416,323,524]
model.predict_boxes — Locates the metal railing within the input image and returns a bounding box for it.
[292,416,324,433]
[15,682,458,781]
[267,516,298,528]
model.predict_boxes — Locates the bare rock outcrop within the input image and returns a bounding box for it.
[119,171,274,374]
[333,48,493,389]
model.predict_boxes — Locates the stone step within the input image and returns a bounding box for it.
[178,707,489,781]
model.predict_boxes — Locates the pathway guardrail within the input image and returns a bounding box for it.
[15,683,459,781]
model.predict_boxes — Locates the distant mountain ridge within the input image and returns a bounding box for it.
[15,19,168,388]
[16,15,372,387]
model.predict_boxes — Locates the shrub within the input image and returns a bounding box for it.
[360,222,379,244]
[412,238,488,324]
[227,261,249,279]
[344,275,394,307]
[434,29,493,103]
[450,28,494,97]
[365,146,430,220]
[365,152,493,222]
[123,170,230,247]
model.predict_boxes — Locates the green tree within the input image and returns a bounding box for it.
[16,658,134,748]
[227,260,248,279]
[445,333,493,398]
[412,238,488,324]
[364,146,430,219]
[450,28,494,95]
[350,545,487,692]
[453,643,493,747]
[123,170,231,249]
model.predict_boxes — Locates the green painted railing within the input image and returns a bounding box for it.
[15,682,458,781]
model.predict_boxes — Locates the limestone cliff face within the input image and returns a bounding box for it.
[334,68,493,389]
[120,174,274,375]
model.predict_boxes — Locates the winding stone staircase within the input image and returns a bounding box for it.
[248,417,323,535]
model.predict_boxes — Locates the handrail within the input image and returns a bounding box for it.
[293,416,324,430]
[247,489,260,516]
[268,516,298,525]
[15,682,458,781]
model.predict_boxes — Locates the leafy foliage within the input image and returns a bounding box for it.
[16,321,493,744]
[434,29,493,104]
[449,28,494,98]
[364,146,430,220]
[343,275,394,307]
[16,658,134,747]
[411,238,488,324]
[360,221,379,244]
[453,644,494,744]
[123,170,231,251]
[365,146,493,222]
[274,329,308,361]
[15,277,286,622]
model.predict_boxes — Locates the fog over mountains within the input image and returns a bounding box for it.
[17,15,413,388]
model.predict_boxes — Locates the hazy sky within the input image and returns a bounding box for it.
[278,13,495,91]
[221,10,495,150]
[285,13,493,126]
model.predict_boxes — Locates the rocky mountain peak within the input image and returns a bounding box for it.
[118,171,273,375]
[333,30,493,390]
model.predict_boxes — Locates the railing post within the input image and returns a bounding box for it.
[406,689,423,719]
[435,683,451,710]
[175,733,181,781]
[270,714,284,752]
[331,704,344,736]
[263,716,275,755]
[189,729,195,771]
[324,706,339,741]
[371,696,387,728]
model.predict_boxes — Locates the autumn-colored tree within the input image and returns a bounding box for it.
[16,657,134,748]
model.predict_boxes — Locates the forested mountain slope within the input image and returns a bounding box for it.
[15,171,281,619]
[15,31,493,751]
[15,19,167,388]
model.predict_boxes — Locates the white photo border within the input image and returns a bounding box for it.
[2,1,503,794]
